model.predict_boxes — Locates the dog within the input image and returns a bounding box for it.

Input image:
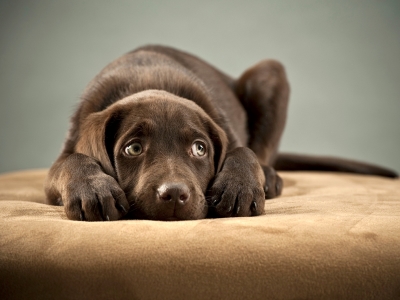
[45,45,398,221]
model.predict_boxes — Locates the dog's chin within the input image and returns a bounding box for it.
[151,207,208,221]
[126,200,208,221]
[164,217,180,221]
[127,210,208,221]
[159,214,202,221]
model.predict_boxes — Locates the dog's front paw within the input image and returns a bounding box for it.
[61,164,129,221]
[263,166,283,199]
[208,147,266,217]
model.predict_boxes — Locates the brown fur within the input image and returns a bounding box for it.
[45,45,397,221]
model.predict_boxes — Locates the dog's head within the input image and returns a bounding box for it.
[75,90,228,220]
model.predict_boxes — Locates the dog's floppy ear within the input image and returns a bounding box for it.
[206,119,228,174]
[75,108,122,178]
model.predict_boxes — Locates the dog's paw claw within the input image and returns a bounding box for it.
[117,203,128,213]
[250,201,257,214]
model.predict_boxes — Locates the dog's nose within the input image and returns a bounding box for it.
[157,183,190,204]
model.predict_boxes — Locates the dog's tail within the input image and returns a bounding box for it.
[273,153,398,178]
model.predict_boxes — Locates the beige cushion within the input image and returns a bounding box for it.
[0,169,399,299]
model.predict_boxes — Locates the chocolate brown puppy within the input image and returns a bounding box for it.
[45,45,397,221]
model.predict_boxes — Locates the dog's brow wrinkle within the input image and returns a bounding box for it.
[131,121,154,136]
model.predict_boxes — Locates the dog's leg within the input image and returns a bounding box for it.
[45,153,129,221]
[234,60,290,198]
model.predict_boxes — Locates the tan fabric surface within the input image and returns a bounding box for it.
[0,170,399,300]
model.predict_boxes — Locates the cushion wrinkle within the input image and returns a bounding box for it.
[0,169,399,299]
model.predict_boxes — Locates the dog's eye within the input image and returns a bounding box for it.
[191,141,206,157]
[125,142,143,156]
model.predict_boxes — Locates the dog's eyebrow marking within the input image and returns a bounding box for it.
[127,120,155,137]
[180,126,208,141]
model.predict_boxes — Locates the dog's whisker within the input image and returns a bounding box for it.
[127,201,138,213]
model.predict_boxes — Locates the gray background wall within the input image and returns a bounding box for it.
[1,0,399,174]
